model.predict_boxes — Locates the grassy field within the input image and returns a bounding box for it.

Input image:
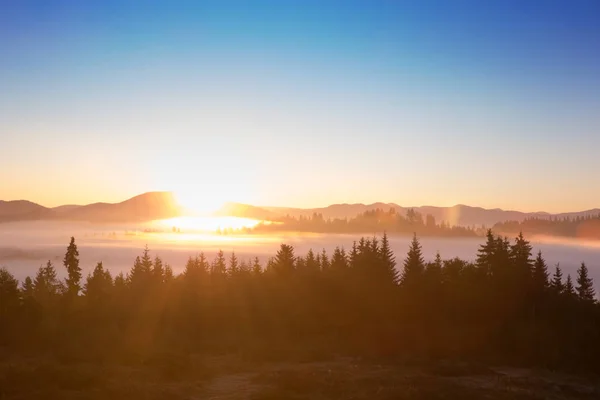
[1,352,599,399]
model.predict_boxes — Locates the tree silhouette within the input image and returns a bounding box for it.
[576,262,595,303]
[532,250,549,293]
[550,264,564,294]
[63,237,81,297]
[400,233,425,288]
[379,232,398,285]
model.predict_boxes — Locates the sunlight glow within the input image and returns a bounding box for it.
[156,216,264,233]
[175,190,225,215]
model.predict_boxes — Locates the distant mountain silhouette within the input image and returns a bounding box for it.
[0,192,181,223]
[213,202,277,220]
[0,193,598,228]
[262,203,600,228]
[0,200,53,222]
[61,192,181,222]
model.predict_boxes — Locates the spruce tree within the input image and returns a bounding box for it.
[163,264,174,283]
[550,264,564,294]
[576,262,595,303]
[84,262,113,302]
[532,250,549,292]
[34,260,61,301]
[252,257,262,275]
[565,274,575,297]
[401,233,425,287]
[228,252,239,277]
[212,250,227,276]
[330,247,348,274]
[425,252,443,279]
[0,268,20,322]
[21,276,34,297]
[153,256,164,284]
[476,229,496,276]
[273,244,295,276]
[63,237,81,297]
[379,232,399,284]
[510,232,533,277]
[305,249,319,273]
[320,249,330,271]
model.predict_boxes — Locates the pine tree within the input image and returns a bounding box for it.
[21,276,34,297]
[0,268,20,322]
[34,260,61,301]
[305,249,319,273]
[349,242,358,269]
[476,229,496,276]
[163,264,174,283]
[114,272,126,289]
[320,249,330,271]
[532,250,549,292]
[510,232,533,277]
[212,250,227,276]
[252,257,262,275]
[63,237,81,296]
[228,252,239,277]
[565,274,575,297]
[379,232,399,284]
[153,255,165,284]
[197,253,209,274]
[550,264,564,294]
[140,245,153,275]
[273,244,295,276]
[576,262,595,303]
[401,233,425,287]
[84,262,113,302]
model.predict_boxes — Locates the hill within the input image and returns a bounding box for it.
[0,192,182,224]
[0,200,52,222]
[61,192,182,222]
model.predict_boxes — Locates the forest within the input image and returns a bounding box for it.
[494,214,600,240]
[1,231,598,367]
[246,207,479,237]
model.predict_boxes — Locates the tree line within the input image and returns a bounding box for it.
[245,207,479,238]
[494,214,600,240]
[0,231,598,371]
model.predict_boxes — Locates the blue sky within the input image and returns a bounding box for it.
[2,0,600,212]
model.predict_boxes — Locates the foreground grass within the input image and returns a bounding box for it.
[1,353,599,399]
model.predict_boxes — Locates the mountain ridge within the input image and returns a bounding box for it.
[1,192,599,227]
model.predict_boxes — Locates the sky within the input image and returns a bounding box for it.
[1,0,600,213]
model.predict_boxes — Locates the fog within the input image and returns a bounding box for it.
[2,220,600,292]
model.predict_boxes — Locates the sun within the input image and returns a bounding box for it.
[175,189,224,215]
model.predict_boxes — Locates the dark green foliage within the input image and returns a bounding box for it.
[273,244,295,276]
[565,275,576,297]
[84,262,113,302]
[63,236,81,297]
[228,252,239,276]
[379,232,398,284]
[532,250,549,292]
[550,264,564,294]
[576,262,595,303]
[2,233,599,377]
[211,250,227,276]
[400,233,425,287]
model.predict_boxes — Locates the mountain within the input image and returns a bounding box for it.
[1,193,599,228]
[262,203,600,228]
[213,202,277,220]
[0,192,182,224]
[0,200,53,222]
[61,192,182,222]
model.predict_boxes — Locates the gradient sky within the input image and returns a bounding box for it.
[2,0,600,212]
